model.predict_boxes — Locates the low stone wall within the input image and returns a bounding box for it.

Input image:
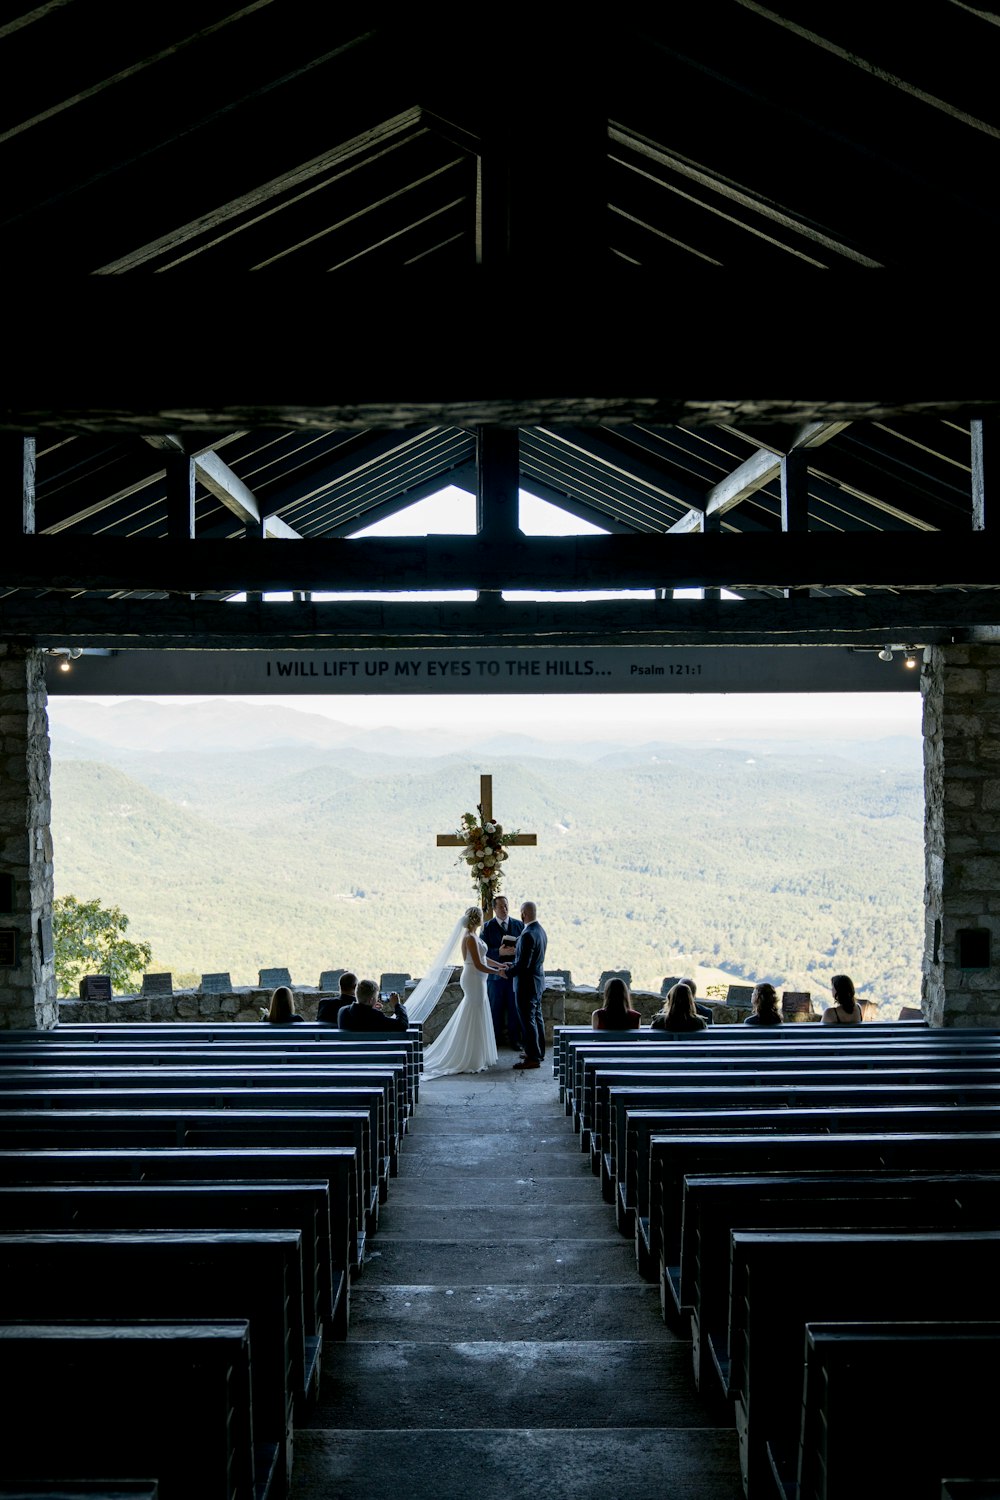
[56,983,774,1033]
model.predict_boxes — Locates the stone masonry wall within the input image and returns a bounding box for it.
[56,984,769,1034]
[923,643,1000,1026]
[0,646,57,1029]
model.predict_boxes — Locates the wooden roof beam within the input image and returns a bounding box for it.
[4,591,1000,650]
[2,530,997,593]
[668,420,852,532]
[144,435,301,539]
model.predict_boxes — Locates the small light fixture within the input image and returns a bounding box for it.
[878,646,893,662]
[904,650,919,669]
[58,657,71,673]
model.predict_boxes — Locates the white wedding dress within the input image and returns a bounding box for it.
[421,934,499,1079]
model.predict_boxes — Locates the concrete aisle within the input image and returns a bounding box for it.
[291,1052,741,1499]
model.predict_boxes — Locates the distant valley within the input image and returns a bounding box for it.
[48,699,926,1013]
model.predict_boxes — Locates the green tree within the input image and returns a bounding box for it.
[53,895,153,998]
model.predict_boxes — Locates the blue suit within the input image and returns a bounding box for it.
[482,914,524,1046]
[511,920,547,1063]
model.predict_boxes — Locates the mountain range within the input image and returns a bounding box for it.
[47,698,926,1011]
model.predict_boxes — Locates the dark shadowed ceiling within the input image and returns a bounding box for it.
[1,4,998,653]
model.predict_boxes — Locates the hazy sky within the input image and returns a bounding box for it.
[56,691,922,743]
[51,483,925,743]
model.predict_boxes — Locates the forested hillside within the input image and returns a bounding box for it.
[49,717,925,1012]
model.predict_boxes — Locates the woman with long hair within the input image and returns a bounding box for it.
[823,973,863,1026]
[744,983,782,1027]
[421,905,509,1077]
[650,980,707,1034]
[592,976,641,1030]
[264,985,303,1024]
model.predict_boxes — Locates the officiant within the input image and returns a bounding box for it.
[482,894,523,1049]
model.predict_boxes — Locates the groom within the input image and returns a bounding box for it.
[511,900,547,1071]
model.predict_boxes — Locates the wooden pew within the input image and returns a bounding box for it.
[0,1029,422,1113]
[0,1109,371,1263]
[0,1321,254,1500]
[0,1179,336,1356]
[0,1144,357,1318]
[619,1098,1000,1267]
[725,1229,1000,1498]
[0,1091,384,1227]
[0,1045,413,1151]
[674,1169,1000,1393]
[650,1130,1000,1351]
[0,1485,161,1498]
[581,1054,1000,1165]
[552,1018,966,1103]
[563,1038,1000,1140]
[0,1066,401,1184]
[797,1322,1000,1500]
[0,1230,309,1497]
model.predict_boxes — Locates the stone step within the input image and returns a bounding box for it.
[383,1176,611,1208]
[347,1283,676,1342]
[308,1339,725,1429]
[396,1152,595,1184]
[292,1428,740,1500]
[359,1237,639,1286]
[370,1203,621,1240]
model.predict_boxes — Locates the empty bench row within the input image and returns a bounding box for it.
[552,1024,1000,1500]
[0,1020,425,1499]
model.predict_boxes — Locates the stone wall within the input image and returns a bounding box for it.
[922,643,1000,1026]
[0,646,56,1030]
[56,983,762,1032]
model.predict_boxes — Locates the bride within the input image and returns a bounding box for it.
[410,906,508,1079]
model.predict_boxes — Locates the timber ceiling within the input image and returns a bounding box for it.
[1,4,999,652]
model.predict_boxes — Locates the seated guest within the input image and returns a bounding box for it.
[592,976,641,1030]
[339,977,409,1033]
[317,970,357,1023]
[650,981,708,1033]
[744,982,782,1027]
[822,973,863,1025]
[676,974,714,1026]
[263,984,304,1024]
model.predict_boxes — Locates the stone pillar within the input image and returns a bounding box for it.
[0,646,57,1029]
[922,643,1000,1026]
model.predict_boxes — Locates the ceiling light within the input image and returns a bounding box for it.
[904,651,919,669]
[878,647,893,662]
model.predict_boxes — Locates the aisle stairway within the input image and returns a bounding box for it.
[292,1056,741,1499]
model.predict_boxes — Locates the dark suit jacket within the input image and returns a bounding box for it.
[337,999,409,1032]
[511,921,547,1002]
[482,915,524,967]
[317,994,353,1023]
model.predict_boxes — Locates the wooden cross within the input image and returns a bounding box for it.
[437,773,537,917]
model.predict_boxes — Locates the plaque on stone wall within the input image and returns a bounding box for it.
[200,973,232,993]
[0,874,13,913]
[259,967,292,988]
[725,985,755,1007]
[0,929,19,967]
[141,972,173,996]
[79,974,112,1001]
[781,991,813,1022]
[38,915,53,962]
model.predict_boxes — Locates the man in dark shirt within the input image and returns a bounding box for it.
[317,970,357,1023]
[338,977,409,1032]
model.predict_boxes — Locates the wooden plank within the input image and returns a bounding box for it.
[164,452,194,541]
[476,427,519,541]
[2,529,997,594]
[2,436,35,536]
[971,417,996,532]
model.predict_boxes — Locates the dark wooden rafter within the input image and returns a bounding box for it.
[534,427,708,513]
[3,531,999,594]
[668,420,851,532]
[2,436,36,537]
[3,591,999,651]
[971,418,995,532]
[476,427,519,541]
[781,446,810,600]
[163,453,195,541]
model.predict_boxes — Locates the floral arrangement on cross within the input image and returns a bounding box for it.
[454,806,523,916]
